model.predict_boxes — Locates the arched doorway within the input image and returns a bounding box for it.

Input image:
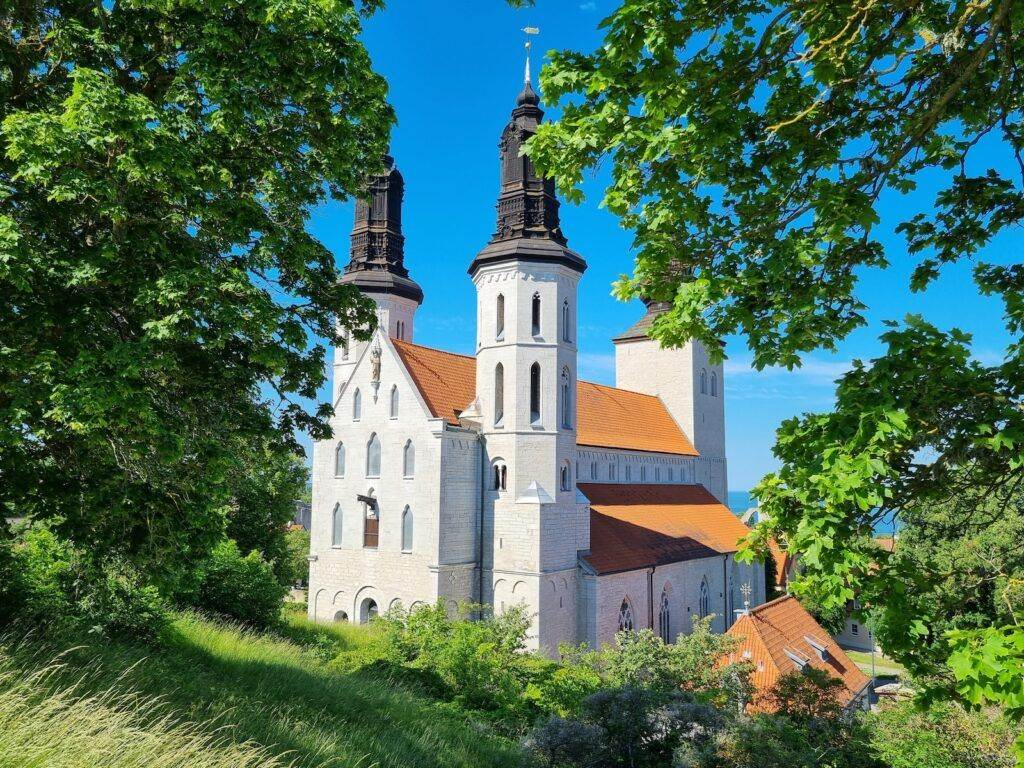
[359,597,378,624]
[334,610,348,623]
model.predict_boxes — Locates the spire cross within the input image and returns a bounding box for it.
[522,26,540,83]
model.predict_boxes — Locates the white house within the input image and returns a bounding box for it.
[308,69,765,655]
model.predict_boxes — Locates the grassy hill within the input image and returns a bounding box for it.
[0,610,521,768]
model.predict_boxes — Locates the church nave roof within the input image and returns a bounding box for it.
[390,339,698,457]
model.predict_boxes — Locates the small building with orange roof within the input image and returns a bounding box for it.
[724,595,872,711]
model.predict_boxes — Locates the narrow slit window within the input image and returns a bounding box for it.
[494,363,505,425]
[496,294,505,340]
[531,293,541,336]
[529,363,541,423]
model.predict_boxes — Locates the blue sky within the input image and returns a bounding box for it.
[301,0,1020,491]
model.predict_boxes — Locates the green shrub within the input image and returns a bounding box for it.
[5,526,168,641]
[281,528,310,587]
[77,557,169,641]
[195,540,285,627]
[869,699,1019,768]
[8,526,74,624]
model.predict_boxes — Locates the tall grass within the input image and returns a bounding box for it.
[0,649,286,768]
[0,613,521,768]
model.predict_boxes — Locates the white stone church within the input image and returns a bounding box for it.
[308,71,766,655]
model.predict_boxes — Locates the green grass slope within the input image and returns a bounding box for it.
[0,612,521,768]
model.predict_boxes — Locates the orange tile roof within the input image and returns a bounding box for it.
[391,339,697,456]
[766,537,793,589]
[725,596,870,710]
[579,483,751,556]
[392,339,477,426]
[585,507,720,575]
[575,381,697,455]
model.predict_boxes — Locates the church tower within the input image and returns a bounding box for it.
[468,63,588,653]
[334,155,423,400]
[613,300,728,503]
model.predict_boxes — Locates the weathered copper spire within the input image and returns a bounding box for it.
[469,67,585,276]
[341,155,423,304]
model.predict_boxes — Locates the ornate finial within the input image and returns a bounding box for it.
[740,582,752,611]
[522,26,539,84]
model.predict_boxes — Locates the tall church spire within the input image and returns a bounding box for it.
[469,56,585,275]
[341,155,423,304]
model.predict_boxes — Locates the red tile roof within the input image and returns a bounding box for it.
[391,339,697,456]
[580,483,751,558]
[725,596,871,710]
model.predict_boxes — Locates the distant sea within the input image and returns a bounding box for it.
[728,490,755,517]
[728,489,898,535]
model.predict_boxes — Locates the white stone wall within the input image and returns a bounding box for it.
[613,337,727,503]
[592,556,732,649]
[574,446,697,485]
[310,331,448,624]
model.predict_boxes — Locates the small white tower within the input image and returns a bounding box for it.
[333,155,423,402]
[469,59,588,653]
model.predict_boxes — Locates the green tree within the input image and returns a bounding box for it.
[0,2,389,589]
[514,0,1024,753]
[226,438,309,584]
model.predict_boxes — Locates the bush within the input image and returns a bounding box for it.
[280,527,310,587]
[77,557,169,642]
[868,699,1019,768]
[195,540,285,627]
[4,526,169,641]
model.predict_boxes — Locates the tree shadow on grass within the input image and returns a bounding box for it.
[15,618,522,768]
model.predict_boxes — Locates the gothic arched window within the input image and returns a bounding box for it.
[532,293,542,336]
[353,388,361,421]
[659,588,671,642]
[389,385,399,418]
[366,433,381,478]
[496,294,505,340]
[334,442,345,478]
[562,300,571,342]
[331,503,343,547]
[401,506,413,552]
[699,578,710,619]
[529,362,541,423]
[560,368,571,428]
[618,599,635,632]
[560,461,571,491]
[710,372,718,397]
[341,333,350,360]
[494,363,505,425]
[492,460,508,491]
[403,440,415,478]
[700,369,708,395]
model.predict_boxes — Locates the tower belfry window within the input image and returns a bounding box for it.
[531,293,541,336]
[562,300,571,342]
[700,369,708,395]
[529,363,541,423]
[496,294,505,341]
[494,363,505,425]
[711,372,718,397]
[560,368,571,428]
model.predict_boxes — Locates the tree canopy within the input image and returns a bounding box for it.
[518,0,1024,754]
[0,1,390,584]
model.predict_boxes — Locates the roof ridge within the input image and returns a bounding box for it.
[748,594,796,615]
[391,338,476,361]
[578,379,664,400]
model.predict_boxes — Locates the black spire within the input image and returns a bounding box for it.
[341,155,423,304]
[469,74,586,276]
